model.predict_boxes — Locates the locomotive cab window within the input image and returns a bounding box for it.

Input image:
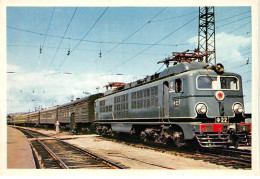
[175,78,183,93]
[220,77,238,90]
[197,76,217,89]
[197,75,239,90]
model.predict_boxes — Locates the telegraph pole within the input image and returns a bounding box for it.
[198,6,216,64]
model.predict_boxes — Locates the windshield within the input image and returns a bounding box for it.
[197,76,238,90]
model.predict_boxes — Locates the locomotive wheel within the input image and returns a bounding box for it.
[101,126,108,136]
[172,131,185,147]
[107,128,114,136]
[140,131,150,144]
[96,126,102,135]
[140,131,146,141]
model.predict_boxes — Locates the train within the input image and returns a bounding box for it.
[8,50,252,148]
[7,93,103,132]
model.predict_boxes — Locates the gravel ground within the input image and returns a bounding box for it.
[63,136,233,169]
[22,127,234,170]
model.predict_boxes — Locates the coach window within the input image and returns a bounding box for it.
[175,78,183,93]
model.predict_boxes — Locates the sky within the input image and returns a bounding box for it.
[6,6,252,113]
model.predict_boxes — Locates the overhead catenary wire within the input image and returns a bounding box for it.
[219,50,251,62]
[96,7,167,61]
[46,7,78,72]
[30,7,55,100]
[56,7,109,70]
[8,25,198,47]
[217,11,250,23]
[226,62,251,70]
[7,35,195,47]
[8,41,195,49]
[7,11,251,48]
[34,7,56,74]
[6,9,251,49]
[228,21,251,34]
[42,7,55,51]
[216,15,251,29]
[218,50,251,63]
[149,11,197,23]
[156,63,165,73]
[76,7,169,73]
[108,15,198,73]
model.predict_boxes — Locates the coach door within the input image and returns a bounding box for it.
[70,112,75,129]
[163,81,169,117]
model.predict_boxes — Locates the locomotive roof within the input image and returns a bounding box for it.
[158,62,208,78]
[186,68,242,77]
[104,62,209,96]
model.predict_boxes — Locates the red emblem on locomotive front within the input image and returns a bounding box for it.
[215,91,224,100]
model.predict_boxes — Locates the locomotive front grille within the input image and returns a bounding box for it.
[197,123,252,147]
[195,133,230,147]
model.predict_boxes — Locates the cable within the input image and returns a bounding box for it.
[7,42,197,58]
[47,7,78,72]
[33,7,56,75]
[226,63,251,70]
[217,11,250,23]
[216,15,251,29]
[8,25,196,47]
[219,51,251,63]
[42,7,55,50]
[108,15,198,72]
[150,11,197,23]
[8,41,195,48]
[99,7,167,60]
[56,7,109,70]
[71,7,109,53]
[228,21,251,34]
[76,8,193,74]
[156,63,165,73]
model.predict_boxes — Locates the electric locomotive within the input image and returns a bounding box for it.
[95,50,251,148]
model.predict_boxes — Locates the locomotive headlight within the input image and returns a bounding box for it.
[196,103,207,115]
[233,103,244,114]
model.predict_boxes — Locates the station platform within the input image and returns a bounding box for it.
[7,126,36,169]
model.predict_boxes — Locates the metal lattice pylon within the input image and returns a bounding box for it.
[198,6,216,64]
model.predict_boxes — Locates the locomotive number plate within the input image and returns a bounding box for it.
[215,117,229,123]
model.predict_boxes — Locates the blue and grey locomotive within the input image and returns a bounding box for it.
[95,51,251,147]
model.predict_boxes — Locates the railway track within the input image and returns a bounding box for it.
[101,134,251,169]
[201,147,251,169]
[15,127,125,169]
[14,126,251,169]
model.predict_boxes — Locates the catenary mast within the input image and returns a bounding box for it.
[198,6,216,64]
